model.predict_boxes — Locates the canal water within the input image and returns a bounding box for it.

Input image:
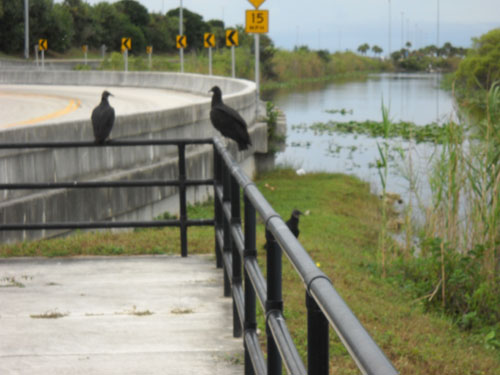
[262,73,457,206]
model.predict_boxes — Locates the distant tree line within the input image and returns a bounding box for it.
[355,41,468,72]
[0,0,274,57]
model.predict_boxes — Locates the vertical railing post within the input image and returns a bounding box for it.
[221,159,231,297]
[306,291,329,375]
[178,143,188,257]
[244,194,257,375]
[213,145,223,268]
[231,174,242,338]
[266,229,283,375]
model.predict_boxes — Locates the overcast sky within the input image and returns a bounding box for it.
[64,0,499,53]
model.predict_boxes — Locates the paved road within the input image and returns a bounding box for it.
[0,255,243,375]
[0,85,208,130]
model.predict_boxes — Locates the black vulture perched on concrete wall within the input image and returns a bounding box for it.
[91,90,115,144]
[209,86,252,151]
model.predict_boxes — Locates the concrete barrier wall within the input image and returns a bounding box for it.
[0,71,267,243]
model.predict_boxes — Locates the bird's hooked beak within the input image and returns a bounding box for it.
[209,86,221,97]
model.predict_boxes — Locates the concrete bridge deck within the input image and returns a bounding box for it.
[0,255,243,375]
[0,84,208,130]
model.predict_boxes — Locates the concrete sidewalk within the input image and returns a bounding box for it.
[0,255,243,375]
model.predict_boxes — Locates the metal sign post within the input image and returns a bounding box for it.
[231,46,236,78]
[146,46,153,70]
[121,38,131,72]
[245,0,268,114]
[176,35,187,69]
[34,45,39,68]
[82,45,88,66]
[24,0,29,59]
[255,35,260,99]
[204,33,215,75]
[226,29,239,78]
[209,47,213,75]
[124,49,128,72]
[38,39,47,71]
[180,0,184,73]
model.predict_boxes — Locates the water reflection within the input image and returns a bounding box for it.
[262,73,456,214]
[263,73,455,127]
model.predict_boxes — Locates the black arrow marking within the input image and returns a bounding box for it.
[205,34,214,47]
[227,31,237,46]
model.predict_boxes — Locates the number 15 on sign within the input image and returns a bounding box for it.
[245,10,269,33]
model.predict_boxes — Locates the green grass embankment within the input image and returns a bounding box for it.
[1,169,499,374]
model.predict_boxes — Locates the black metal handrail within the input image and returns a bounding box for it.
[0,137,398,374]
[212,137,398,375]
[0,138,214,257]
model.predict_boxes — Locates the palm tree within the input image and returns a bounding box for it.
[357,43,370,55]
[372,45,383,57]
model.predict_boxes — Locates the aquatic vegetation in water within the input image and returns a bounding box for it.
[308,120,460,144]
[290,123,309,132]
[325,108,354,115]
[290,141,311,148]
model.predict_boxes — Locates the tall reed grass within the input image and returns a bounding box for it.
[387,82,500,337]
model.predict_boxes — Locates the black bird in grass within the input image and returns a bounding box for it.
[91,90,115,144]
[209,86,252,151]
[264,209,304,250]
[285,209,303,239]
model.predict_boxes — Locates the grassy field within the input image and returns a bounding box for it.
[1,169,499,374]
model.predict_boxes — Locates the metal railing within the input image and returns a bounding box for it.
[0,139,214,257]
[212,137,398,375]
[0,137,398,374]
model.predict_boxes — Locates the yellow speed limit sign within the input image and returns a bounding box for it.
[245,10,269,33]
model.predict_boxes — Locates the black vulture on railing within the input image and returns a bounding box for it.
[91,90,115,144]
[209,86,252,151]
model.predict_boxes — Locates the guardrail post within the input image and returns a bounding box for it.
[213,145,223,268]
[178,143,188,257]
[306,291,329,374]
[266,229,282,375]
[244,194,257,375]
[231,174,242,338]
[221,159,231,297]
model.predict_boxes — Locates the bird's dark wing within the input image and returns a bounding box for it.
[91,104,115,143]
[286,218,300,238]
[100,106,115,139]
[210,104,252,150]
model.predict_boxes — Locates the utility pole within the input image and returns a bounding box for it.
[179,0,184,73]
[401,12,404,49]
[24,0,29,59]
[436,0,440,51]
[388,0,391,58]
